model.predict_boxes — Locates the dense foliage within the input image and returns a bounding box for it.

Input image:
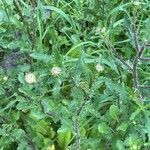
[0,0,150,150]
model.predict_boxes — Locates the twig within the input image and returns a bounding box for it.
[105,41,133,71]
[139,57,150,61]
[74,118,81,150]
[132,44,145,89]
[137,85,150,88]
[77,94,91,116]
[131,15,148,90]
[29,0,36,50]
[132,23,140,52]
[145,43,150,47]
[73,94,91,150]
[13,0,32,44]
[2,1,17,37]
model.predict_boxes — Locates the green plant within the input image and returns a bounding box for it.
[0,0,149,150]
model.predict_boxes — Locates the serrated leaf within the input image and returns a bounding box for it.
[116,140,125,150]
[57,129,71,149]
[98,122,110,134]
[30,109,46,120]
[30,53,52,62]
[117,122,128,132]
[130,109,141,121]
[12,129,25,140]
[109,105,119,121]
[71,87,84,101]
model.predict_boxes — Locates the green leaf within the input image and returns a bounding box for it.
[30,53,52,62]
[108,3,131,16]
[18,73,25,84]
[113,19,124,28]
[117,122,128,132]
[71,87,84,101]
[6,0,13,5]
[12,129,25,140]
[0,99,18,113]
[116,140,125,150]
[109,105,119,121]
[30,109,46,120]
[57,129,71,149]
[16,101,34,111]
[98,122,110,134]
[66,41,96,57]
[0,10,7,22]
[43,6,72,25]
[130,109,141,121]
[0,86,5,95]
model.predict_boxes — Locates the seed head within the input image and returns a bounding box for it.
[133,1,140,6]
[51,67,61,77]
[95,64,104,72]
[3,76,8,81]
[24,72,36,84]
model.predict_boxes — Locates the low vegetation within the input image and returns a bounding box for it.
[0,0,150,150]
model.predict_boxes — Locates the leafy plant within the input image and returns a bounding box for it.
[0,0,149,150]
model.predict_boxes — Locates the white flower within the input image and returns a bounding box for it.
[3,76,8,81]
[24,72,36,84]
[51,67,61,77]
[96,27,101,33]
[95,64,104,72]
[101,27,106,33]
[133,1,140,6]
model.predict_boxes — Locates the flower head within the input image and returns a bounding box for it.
[101,27,106,33]
[51,67,61,77]
[96,27,101,33]
[95,64,104,72]
[3,76,8,81]
[133,1,140,6]
[24,72,36,84]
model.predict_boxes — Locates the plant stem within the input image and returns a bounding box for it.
[13,0,32,43]
[105,41,133,71]
[29,0,36,50]
[132,22,140,52]
[139,57,150,61]
[74,118,81,150]
[132,44,145,89]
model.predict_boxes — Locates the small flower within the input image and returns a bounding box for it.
[133,1,140,6]
[24,72,36,84]
[51,67,61,77]
[96,27,101,33]
[101,27,106,33]
[3,76,8,81]
[95,64,104,72]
